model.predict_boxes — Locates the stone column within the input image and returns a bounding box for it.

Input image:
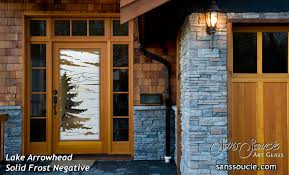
[179,13,228,175]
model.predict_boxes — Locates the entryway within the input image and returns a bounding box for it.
[229,24,289,175]
[24,17,133,156]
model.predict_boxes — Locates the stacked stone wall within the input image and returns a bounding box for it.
[134,106,175,160]
[179,13,228,175]
[179,12,289,175]
[0,106,22,155]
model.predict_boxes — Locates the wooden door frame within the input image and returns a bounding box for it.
[227,19,289,174]
[23,13,134,156]
[176,32,182,174]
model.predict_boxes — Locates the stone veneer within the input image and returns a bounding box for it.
[134,106,175,160]
[0,106,22,156]
[179,13,228,175]
[179,12,289,175]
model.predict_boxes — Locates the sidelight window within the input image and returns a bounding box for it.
[112,44,130,141]
[29,44,47,142]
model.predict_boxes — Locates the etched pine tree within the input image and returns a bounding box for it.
[60,72,91,131]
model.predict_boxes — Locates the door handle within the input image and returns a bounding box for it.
[53,90,58,115]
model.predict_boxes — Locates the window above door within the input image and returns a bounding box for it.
[28,18,131,41]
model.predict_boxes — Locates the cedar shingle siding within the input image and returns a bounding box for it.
[0,0,119,106]
[0,1,176,106]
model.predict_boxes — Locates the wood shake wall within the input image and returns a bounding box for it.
[134,40,176,105]
[0,0,176,107]
[0,0,118,106]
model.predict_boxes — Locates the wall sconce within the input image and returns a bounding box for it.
[205,0,220,35]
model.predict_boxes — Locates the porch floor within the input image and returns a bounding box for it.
[0,160,177,175]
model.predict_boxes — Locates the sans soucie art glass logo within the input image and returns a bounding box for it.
[210,138,284,159]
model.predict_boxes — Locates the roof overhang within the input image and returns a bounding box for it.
[120,0,170,23]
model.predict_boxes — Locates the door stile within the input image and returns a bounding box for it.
[107,40,112,154]
[22,16,27,155]
[47,41,53,155]
[26,43,31,154]
[256,82,264,175]
[227,22,233,170]
[52,43,58,153]
[47,18,53,155]
[287,81,289,174]
[129,33,134,157]
[256,31,264,175]
[287,32,289,173]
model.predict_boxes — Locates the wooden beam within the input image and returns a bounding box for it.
[120,0,136,8]
[120,0,170,23]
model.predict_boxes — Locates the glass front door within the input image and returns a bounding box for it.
[26,18,133,155]
[52,43,109,154]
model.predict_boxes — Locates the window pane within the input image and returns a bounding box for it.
[113,118,129,141]
[233,32,257,73]
[31,44,46,67]
[263,32,288,73]
[30,94,46,117]
[113,20,128,36]
[113,69,128,92]
[54,20,70,36]
[72,20,87,36]
[31,69,46,92]
[89,20,104,36]
[30,20,46,36]
[30,119,46,142]
[113,94,128,116]
[113,44,128,67]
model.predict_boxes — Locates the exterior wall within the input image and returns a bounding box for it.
[179,12,289,175]
[133,40,177,106]
[0,1,119,106]
[0,106,22,155]
[133,106,175,160]
[133,35,177,160]
[0,0,119,154]
[0,1,177,160]
[0,0,118,156]
[179,13,228,175]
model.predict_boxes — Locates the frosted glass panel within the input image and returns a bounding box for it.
[59,49,100,141]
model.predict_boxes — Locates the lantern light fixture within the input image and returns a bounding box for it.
[205,0,220,35]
